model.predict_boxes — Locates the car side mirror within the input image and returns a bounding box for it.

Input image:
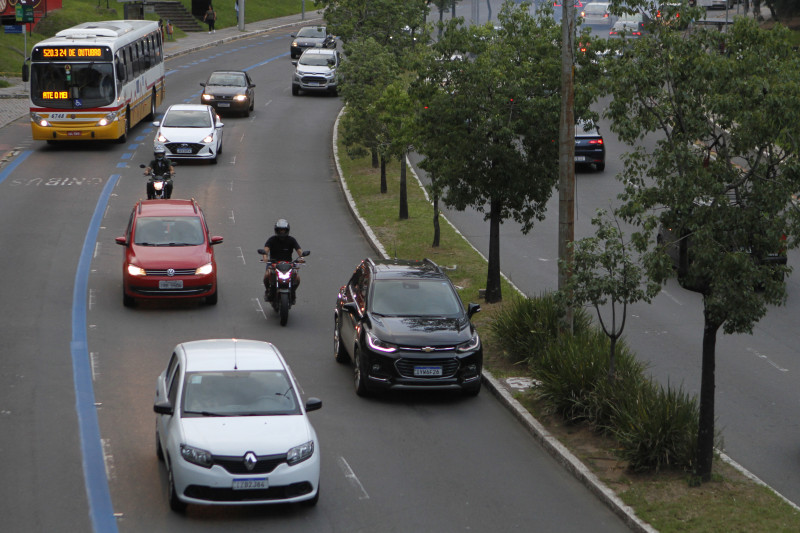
[115,236,128,246]
[343,301,359,316]
[153,400,174,415]
[467,303,481,319]
[200,82,206,87]
[291,60,298,66]
[152,121,160,127]
[21,63,29,82]
[210,236,224,245]
[305,398,322,412]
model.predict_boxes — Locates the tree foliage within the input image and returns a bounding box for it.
[565,210,661,381]
[411,4,598,302]
[605,8,800,480]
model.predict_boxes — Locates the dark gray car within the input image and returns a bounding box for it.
[290,26,335,59]
[200,71,256,116]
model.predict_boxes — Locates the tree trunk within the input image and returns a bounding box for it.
[438,6,444,39]
[695,306,720,482]
[399,154,408,220]
[372,147,379,168]
[485,197,502,303]
[432,193,440,247]
[608,335,617,382]
[451,0,456,18]
[380,156,387,194]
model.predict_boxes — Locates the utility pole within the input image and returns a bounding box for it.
[558,0,576,328]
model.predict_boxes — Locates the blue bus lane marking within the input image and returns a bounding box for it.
[73,174,121,533]
[0,150,33,186]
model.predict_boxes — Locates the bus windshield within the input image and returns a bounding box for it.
[30,62,115,109]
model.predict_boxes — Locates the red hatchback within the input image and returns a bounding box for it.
[115,199,223,307]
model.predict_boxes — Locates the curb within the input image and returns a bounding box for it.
[331,107,658,533]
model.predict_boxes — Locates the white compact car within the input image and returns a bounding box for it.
[154,339,322,511]
[153,104,224,164]
[292,48,340,96]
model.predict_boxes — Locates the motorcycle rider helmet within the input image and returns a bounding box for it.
[274,218,290,236]
[154,147,166,161]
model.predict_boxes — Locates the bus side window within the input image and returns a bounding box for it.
[125,47,133,81]
[115,53,126,82]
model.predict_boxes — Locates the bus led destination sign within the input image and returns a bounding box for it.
[33,46,112,61]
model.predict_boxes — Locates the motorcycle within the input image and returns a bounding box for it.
[258,249,310,326]
[139,163,174,199]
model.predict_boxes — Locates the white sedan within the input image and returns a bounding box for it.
[153,104,224,164]
[154,339,322,511]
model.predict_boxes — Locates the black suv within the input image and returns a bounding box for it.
[334,258,482,397]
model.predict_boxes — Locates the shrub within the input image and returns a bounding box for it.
[489,292,592,364]
[608,382,700,472]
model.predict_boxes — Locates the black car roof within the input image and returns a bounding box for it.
[368,258,446,279]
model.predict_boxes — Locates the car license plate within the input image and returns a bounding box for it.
[67,131,82,136]
[232,477,268,490]
[159,280,183,289]
[308,82,321,87]
[414,366,442,377]
[177,148,192,154]
[218,102,230,107]
[574,156,586,162]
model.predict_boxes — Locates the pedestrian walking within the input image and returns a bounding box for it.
[203,5,216,34]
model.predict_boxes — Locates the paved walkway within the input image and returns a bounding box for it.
[0,11,323,130]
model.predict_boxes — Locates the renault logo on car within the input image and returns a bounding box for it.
[244,452,257,471]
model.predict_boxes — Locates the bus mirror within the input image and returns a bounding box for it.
[21,63,29,83]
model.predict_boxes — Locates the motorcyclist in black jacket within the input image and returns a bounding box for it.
[144,147,174,199]
[261,219,304,302]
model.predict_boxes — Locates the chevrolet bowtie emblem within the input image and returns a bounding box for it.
[423,347,433,353]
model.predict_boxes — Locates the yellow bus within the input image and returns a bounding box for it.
[24,20,166,143]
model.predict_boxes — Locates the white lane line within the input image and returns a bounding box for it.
[101,438,116,481]
[253,297,266,319]
[338,456,369,500]
[236,246,245,265]
[660,288,683,305]
[746,347,788,372]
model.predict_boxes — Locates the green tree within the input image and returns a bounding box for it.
[565,210,661,381]
[606,13,800,481]
[314,0,430,51]
[412,5,596,302]
[337,38,399,193]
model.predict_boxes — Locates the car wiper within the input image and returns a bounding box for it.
[183,410,227,416]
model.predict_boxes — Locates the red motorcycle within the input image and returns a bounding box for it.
[258,249,310,326]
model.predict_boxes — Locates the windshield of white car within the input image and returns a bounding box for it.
[162,110,212,128]
[299,55,335,67]
[181,371,301,417]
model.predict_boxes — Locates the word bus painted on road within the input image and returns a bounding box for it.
[25,20,166,143]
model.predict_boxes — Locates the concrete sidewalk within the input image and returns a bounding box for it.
[0,12,323,130]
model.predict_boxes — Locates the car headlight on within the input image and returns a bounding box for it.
[180,444,214,468]
[291,40,299,47]
[287,441,314,466]
[234,94,247,101]
[456,331,481,353]
[367,330,397,353]
[127,264,146,276]
[202,134,214,144]
[157,133,168,143]
[201,93,213,101]
[195,263,213,275]
[31,112,49,127]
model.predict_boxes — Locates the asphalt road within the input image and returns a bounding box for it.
[0,23,632,533]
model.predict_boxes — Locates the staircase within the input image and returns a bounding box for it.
[152,2,204,33]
